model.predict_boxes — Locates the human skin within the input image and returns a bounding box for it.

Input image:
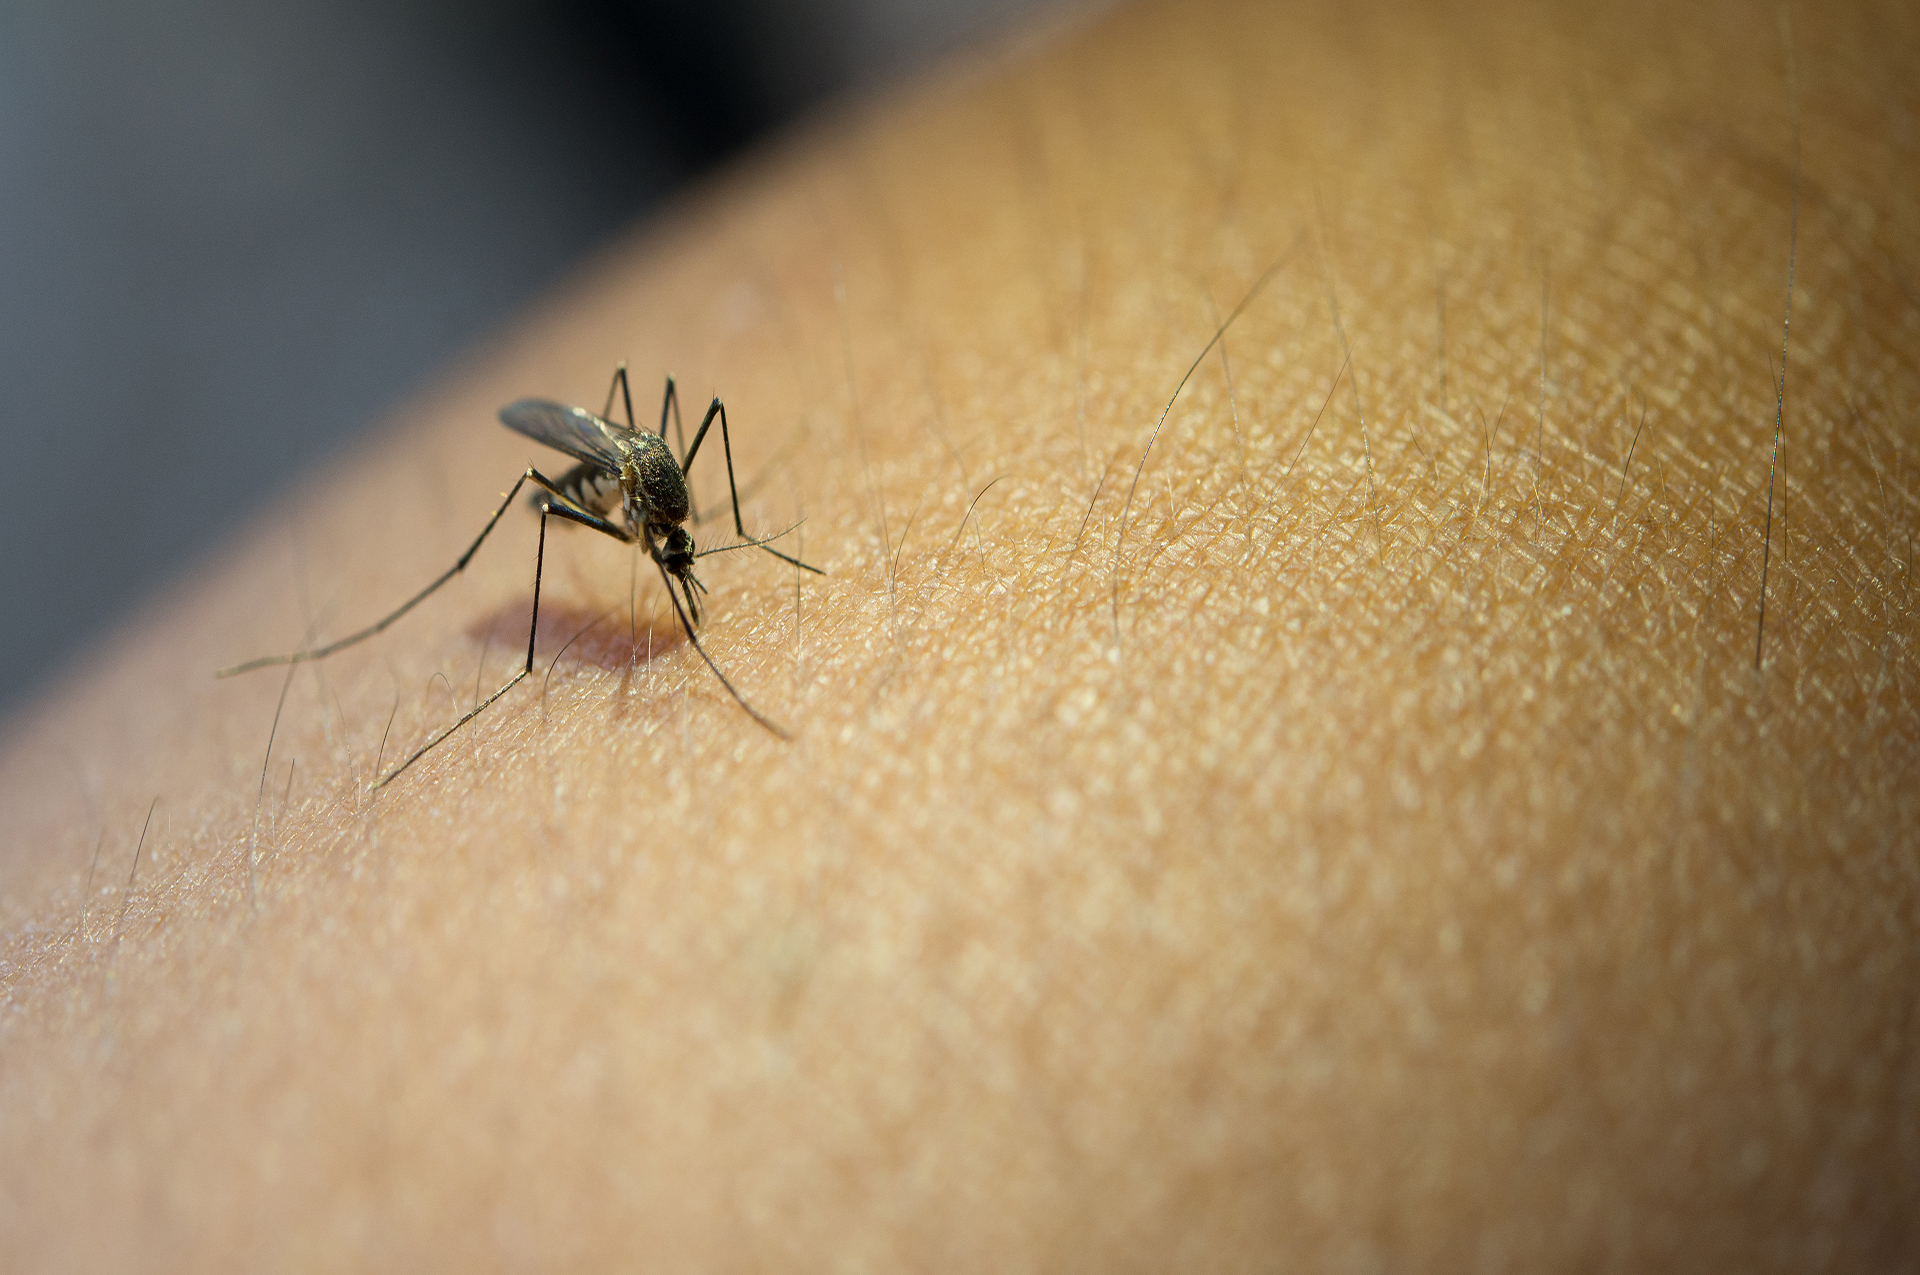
[2,0,1916,1268]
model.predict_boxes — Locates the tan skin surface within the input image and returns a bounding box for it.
[2,0,1917,1267]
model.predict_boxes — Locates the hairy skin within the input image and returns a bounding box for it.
[2,0,1917,1268]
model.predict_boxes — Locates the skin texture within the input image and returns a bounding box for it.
[2,0,1917,1268]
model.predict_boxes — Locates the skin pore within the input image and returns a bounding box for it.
[1,0,1916,1266]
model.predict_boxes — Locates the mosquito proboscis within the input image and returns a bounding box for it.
[219,365,823,786]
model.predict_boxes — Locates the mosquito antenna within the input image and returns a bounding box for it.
[695,519,810,558]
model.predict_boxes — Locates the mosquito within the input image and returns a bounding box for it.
[220,364,823,786]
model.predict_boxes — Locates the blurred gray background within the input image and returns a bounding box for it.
[0,0,1054,716]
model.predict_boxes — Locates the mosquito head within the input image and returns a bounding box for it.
[657,525,696,574]
[655,526,706,625]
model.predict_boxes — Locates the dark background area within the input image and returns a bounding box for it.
[0,0,1055,716]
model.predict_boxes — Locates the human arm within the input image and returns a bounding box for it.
[2,0,1916,1267]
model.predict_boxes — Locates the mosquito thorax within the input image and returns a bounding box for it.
[625,431,690,526]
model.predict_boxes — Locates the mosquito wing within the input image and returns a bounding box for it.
[498,399,634,470]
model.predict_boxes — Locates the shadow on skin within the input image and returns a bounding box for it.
[465,599,686,673]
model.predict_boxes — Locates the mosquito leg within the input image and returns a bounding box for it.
[654,557,789,740]
[681,397,826,576]
[376,502,547,788]
[658,375,693,521]
[600,362,636,429]
[659,375,685,447]
[220,468,551,677]
[375,486,636,788]
[529,474,635,542]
